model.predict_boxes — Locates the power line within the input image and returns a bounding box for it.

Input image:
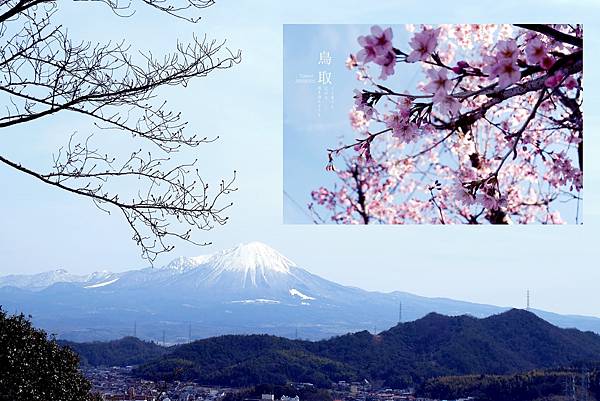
[283,190,314,222]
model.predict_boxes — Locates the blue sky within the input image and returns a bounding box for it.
[0,0,599,317]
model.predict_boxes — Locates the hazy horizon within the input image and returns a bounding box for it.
[1,239,598,321]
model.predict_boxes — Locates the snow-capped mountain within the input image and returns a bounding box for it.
[207,241,296,274]
[1,242,600,343]
[151,241,310,295]
[1,243,325,302]
[0,269,116,291]
[160,255,210,272]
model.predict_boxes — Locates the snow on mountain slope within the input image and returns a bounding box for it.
[84,278,120,289]
[161,255,210,272]
[0,269,116,291]
[230,299,281,304]
[206,242,296,273]
[194,242,300,289]
[117,242,307,293]
[289,288,316,300]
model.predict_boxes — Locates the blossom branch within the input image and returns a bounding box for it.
[312,24,583,224]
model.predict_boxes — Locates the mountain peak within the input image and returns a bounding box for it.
[486,308,546,323]
[162,255,210,271]
[160,242,293,275]
[207,241,296,274]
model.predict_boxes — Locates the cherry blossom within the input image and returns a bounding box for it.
[496,39,519,61]
[452,60,470,74]
[406,27,440,63]
[385,112,418,143]
[355,25,398,79]
[495,58,521,89]
[544,151,582,191]
[375,50,396,80]
[484,39,522,89]
[345,54,358,69]
[353,90,375,120]
[564,75,578,90]
[540,55,555,70]
[525,36,547,65]
[356,36,377,63]
[453,182,476,206]
[349,109,370,131]
[433,91,461,117]
[545,71,565,88]
[369,25,394,55]
[424,68,453,95]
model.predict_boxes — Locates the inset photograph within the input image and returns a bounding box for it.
[283,24,583,224]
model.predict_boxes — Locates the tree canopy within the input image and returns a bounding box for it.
[0,307,100,401]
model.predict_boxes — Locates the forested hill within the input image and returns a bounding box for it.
[65,309,600,388]
[59,336,167,367]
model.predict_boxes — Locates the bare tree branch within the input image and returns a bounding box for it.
[0,0,241,261]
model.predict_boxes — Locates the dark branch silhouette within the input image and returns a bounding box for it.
[0,0,242,261]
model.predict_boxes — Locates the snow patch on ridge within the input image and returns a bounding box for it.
[84,278,119,289]
[162,255,210,271]
[289,288,316,300]
[230,299,281,304]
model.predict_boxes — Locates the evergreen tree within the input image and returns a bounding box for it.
[0,307,100,401]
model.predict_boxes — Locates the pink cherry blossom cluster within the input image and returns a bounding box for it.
[406,27,440,62]
[384,103,419,143]
[353,89,374,120]
[483,39,521,89]
[310,156,406,224]
[544,151,583,191]
[356,25,396,80]
[349,109,370,132]
[423,69,461,117]
[311,24,583,224]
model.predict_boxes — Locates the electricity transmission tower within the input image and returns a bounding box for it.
[398,301,403,324]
